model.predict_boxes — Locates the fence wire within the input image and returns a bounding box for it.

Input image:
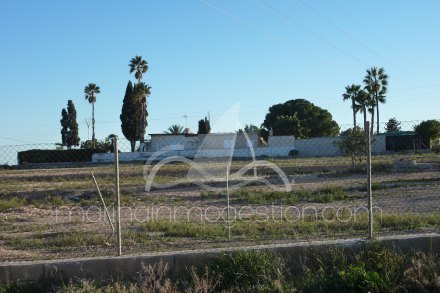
[0,120,438,261]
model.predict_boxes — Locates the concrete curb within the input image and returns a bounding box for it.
[1,233,439,284]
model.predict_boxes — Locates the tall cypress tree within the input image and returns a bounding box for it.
[60,100,80,149]
[120,81,141,151]
[204,117,211,134]
[198,119,205,134]
[60,109,69,146]
[67,100,80,148]
[197,117,211,134]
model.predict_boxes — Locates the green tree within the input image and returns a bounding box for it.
[336,127,367,169]
[60,109,69,147]
[385,118,401,133]
[66,100,80,148]
[263,99,339,137]
[354,89,372,132]
[198,117,211,134]
[129,56,150,144]
[129,55,148,83]
[238,124,260,134]
[84,83,101,147]
[271,115,303,138]
[363,67,388,135]
[120,81,141,151]
[133,82,151,143]
[60,100,80,149]
[342,84,362,129]
[164,124,185,134]
[414,120,440,148]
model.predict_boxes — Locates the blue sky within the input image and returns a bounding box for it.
[0,0,439,146]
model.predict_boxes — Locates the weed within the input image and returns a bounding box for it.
[403,251,440,291]
[0,197,26,211]
[206,250,286,291]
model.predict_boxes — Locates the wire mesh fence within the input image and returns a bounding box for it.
[0,120,438,261]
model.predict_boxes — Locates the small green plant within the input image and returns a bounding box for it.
[335,127,367,169]
[336,264,385,291]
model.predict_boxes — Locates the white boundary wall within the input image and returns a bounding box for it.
[92,135,386,163]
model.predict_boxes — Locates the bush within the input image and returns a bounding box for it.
[414,120,440,148]
[17,149,106,164]
[289,149,299,157]
[80,139,114,152]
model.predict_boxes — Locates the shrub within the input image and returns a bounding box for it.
[80,139,113,152]
[414,120,440,148]
[17,149,106,164]
[289,149,299,157]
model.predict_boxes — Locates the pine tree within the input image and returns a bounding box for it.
[120,81,142,151]
[385,118,401,133]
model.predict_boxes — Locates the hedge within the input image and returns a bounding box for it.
[18,149,107,165]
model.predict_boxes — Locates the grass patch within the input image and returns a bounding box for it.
[0,195,70,211]
[227,185,352,204]
[135,212,440,243]
[0,197,27,211]
[7,231,106,251]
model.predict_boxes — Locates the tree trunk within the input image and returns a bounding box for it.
[370,109,375,136]
[140,101,145,143]
[364,110,367,133]
[92,103,95,148]
[352,99,357,129]
[376,101,380,134]
[130,140,135,152]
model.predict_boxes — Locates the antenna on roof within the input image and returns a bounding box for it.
[183,114,188,128]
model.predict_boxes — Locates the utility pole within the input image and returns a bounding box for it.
[226,164,231,242]
[109,134,122,256]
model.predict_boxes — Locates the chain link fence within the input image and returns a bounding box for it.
[0,120,439,261]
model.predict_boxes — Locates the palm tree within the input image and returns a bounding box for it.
[164,124,185,134]
[354,89,373,133]
[342,84,362,129]
[129,56,149,143]
[129,56,148,84]
[363,67,388,134]
[84,83,101,147]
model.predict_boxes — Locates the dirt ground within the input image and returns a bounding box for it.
[0,155,439,262]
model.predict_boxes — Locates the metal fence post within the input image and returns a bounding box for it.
[226,164,231,242]
[112,136,122,256]
[366,121,373,240]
